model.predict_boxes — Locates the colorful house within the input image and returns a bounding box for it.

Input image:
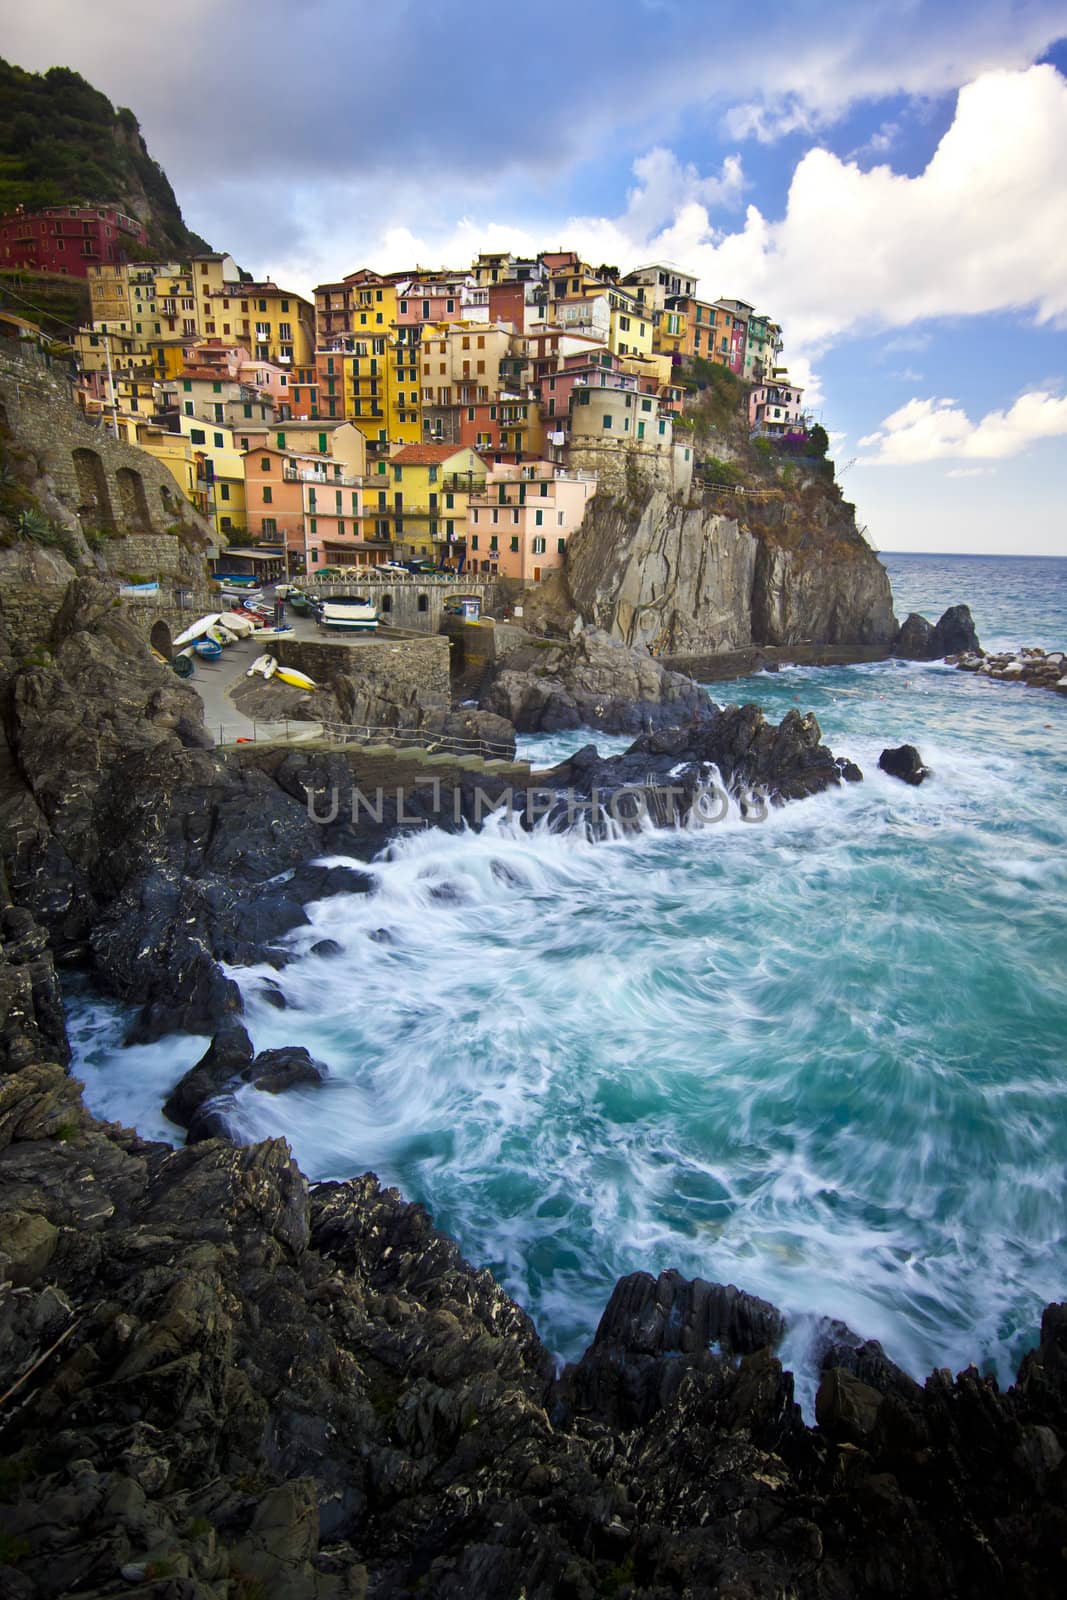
[0,204,147,276]
[467,461,597,581]
[378,443,487,559]
[749,374,806,435]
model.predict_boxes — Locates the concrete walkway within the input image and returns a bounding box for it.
[186,605,324,746]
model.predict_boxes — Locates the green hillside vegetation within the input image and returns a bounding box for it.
[0,59,209,257]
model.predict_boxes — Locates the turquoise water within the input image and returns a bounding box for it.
[69,552,1067,1402]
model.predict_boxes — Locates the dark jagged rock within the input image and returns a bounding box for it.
[243,1045,328,1095]
[893,611,936,658]
[540,702,849,825]
[879,743,930,785]
[894,603,981,660]
[932,603,981,656]
[162,1021,254,1128]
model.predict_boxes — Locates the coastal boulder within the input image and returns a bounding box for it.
[243,1045,329,1094]
[893,603,981,660]
[481,628,712,734]
[892,613,936,659]
[932,603,981,656]
[162,1020,255,1128]
[879,744,930,785]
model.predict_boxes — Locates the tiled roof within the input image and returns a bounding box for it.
[389,443,472,465]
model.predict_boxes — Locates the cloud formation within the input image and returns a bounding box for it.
[858,391,1067,463]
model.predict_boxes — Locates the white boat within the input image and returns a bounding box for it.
[320,596,379,632]
[208,624,240,647]
[221,611,256,638]
[173,613,223,648]
[246,653,275,678]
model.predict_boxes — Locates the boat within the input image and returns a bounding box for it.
[273,664,318,690]
[208,624,240,647]
[194,638,223,660]
[173,613,223,647]
[287,592,313,614]
[220,611,257,638]
[244,653,317,691]
[170,654,194,679]
[255,623,295,639]
[319,595,379,632]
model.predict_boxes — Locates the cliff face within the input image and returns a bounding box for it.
[563,480,897,657]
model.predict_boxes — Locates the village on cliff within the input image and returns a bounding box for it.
[0,203,808,584]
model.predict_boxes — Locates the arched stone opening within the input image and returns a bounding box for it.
[417,593,429,613]
[116,466,151,530]
[380,593,392,614]
[72,448,115,531]
[149,619,173,660]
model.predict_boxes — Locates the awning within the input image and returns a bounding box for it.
[219,547,285,562]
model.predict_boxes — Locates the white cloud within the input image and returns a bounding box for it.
[946,467,997,478]
[858,391,1067,464]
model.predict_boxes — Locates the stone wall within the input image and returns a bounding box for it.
[273,632,451,707]
[565,435,690,499]
[0,341,211,579]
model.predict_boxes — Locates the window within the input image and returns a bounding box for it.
[214,432,224,448]
[471,535,479,551]
[184,401,194,416]
[535,509,543,526]
[602,414,613,429]
[182,379,192,392]
[260,458,271,471]
[532,537,546,554]
[190,427,206,444]
[262,486,273,503]
[263,517,277,535]
[557,537,566,553]
[512,509,519,524]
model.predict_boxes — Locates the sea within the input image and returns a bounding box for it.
[68,551,1067,1411]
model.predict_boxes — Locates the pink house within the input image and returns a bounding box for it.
[466,460,597,581]
[749,374,806,435]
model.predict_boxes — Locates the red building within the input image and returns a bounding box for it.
[0,205,147,277]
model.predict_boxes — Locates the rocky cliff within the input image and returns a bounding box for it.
[560,481,896,658]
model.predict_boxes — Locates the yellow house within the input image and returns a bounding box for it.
[378,443,487,558]
[606,288,654,360]
[271,419,367,481]
[129,423,199,507]
[176,414,249,536]
[211,282,315,367]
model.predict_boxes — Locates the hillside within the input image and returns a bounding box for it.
[0,58,210,257]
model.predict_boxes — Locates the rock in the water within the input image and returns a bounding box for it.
[878,743,930,785]
[243,1045,328,1095]
[931,603,980,656]
[892,612,937,659]
[162,1021,255,1128]
[894,603,981,660]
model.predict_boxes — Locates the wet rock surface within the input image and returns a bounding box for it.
[878,744,930,785]
[953,644,1067,694]
[893,603,981,660]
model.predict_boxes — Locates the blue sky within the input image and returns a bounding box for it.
[7,1,1067,555]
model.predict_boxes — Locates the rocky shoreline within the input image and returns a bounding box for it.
[3,945,1067,1598]
[7,565,1067,1595]
[951,645,1067,695]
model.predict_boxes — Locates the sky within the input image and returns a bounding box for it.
[7,0,1067,556]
